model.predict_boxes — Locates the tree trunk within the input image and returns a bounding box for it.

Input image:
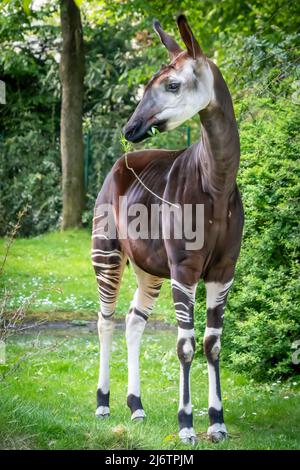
[60,0,84,230]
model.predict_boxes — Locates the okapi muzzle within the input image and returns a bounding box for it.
[123,89,167,143]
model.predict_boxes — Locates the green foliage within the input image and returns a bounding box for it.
[193,96,300,381]
[22,0,32,15]
[0,0,61,235]
[202,29,300,381]
[222,99,300,380]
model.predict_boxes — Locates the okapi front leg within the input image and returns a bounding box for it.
[204,279,233,441]
[126,266,163,420]
[171,279,197,445]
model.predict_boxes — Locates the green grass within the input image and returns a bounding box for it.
[1,230,299,450]
[0,327,299,450]
[0,229,174,320]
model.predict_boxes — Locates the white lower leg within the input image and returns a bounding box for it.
[207,362,227,435]
[96,315,114,417]
[177,327,197,443]
[204,332,227,437]
[204,280,233,440]
[125,267,162,420]
[126,313,146,419]
[207,359,221,411]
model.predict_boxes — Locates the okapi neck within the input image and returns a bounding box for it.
[198,63,240,197]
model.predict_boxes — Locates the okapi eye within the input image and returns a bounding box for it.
[166,82,180,92]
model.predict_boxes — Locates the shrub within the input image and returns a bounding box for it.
[194,97,300,380]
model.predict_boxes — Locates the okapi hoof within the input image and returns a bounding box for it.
[127,394,145,421]
[207,423,228,443]
[131,409,146,421]
[208,431,227,443]
[179,427,198,446]
[95,406,110,419]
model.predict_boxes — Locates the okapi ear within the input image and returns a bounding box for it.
[153,20,182,60]
[176,15,204,60]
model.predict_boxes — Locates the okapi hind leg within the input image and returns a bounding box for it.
[92,239,127,419]
[126,264,163,421]
[204,276,234,442]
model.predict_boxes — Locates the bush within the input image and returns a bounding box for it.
[193,97,300,380]
[0,120,62,236]
[191,31,300,381]
[228,97,299,380]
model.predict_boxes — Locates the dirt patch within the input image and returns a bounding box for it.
[23,318,176,333]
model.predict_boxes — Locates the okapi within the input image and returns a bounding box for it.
[92,15,244,444]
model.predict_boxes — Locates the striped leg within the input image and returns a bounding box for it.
[171,279,197,445]
[126,264,163,420]
[204,278,233,441]
[92,242,127,418]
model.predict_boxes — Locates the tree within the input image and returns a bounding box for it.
[60,0,84,229]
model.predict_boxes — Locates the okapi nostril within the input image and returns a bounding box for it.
[125,129,135,141]
[125,125,135,137]
[124,121,144,141]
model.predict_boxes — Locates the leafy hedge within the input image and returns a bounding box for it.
[225,98,299,380]
[193,97,300,380]
[216,33,300,380]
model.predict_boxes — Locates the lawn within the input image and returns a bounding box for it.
[0,325,299,450]
[1,229,300,450]
[0,229,174,321]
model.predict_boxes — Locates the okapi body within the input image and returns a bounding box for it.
[92,15,244,444]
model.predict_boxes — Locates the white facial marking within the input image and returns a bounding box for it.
[154,59,214,130]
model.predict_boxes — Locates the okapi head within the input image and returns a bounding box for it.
[124,15,214,143]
